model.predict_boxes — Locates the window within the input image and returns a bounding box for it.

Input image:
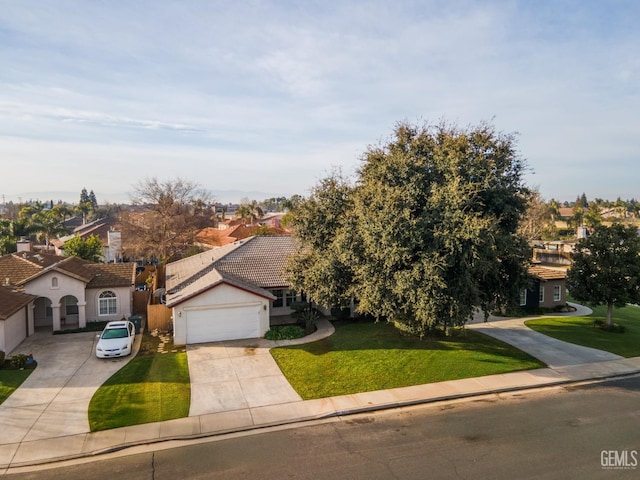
[286,290,298,306]
[553,285,562,302]
[539,285,544,303]
[51,277,58,288]
[99,291,117,316]
[271,289,283,308]
[519,289,527,306]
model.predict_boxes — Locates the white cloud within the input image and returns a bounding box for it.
[0,1,639,203]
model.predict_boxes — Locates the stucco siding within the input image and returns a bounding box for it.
[85,286,133,323]
[1,308,28,353]
[24,272,86,307]
[173,283,270,345]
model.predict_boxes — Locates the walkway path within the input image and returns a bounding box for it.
[466,303,623,367]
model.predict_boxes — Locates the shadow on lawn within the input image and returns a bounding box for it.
[298,318,537,360]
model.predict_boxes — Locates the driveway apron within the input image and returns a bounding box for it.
[187,338,302,417]
[0,330,136,445]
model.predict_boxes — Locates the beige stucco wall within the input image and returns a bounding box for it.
[85,286,133,323]
[1,306,29,353]
[172,283,271,345]
[24,272,86,308]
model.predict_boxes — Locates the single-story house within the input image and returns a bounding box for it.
[166,235,306,345]
[0,249,136,346]
[52,217,123,263]
[520,266,567,310]
[0,286,37,353]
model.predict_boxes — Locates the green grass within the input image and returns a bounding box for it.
[270,319,544,400]
[526,303,640,357]
[88,349,190,431]
[0,367,33,405]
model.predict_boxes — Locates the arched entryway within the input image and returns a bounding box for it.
[60,295,80,328]
[34,297,53,329]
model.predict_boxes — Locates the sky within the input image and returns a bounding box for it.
[1,0,639,205]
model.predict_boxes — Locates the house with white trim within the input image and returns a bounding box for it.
[165,235,309,345]
[0,248,135,351]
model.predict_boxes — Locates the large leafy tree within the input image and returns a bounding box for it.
[288,121,531,336]
[120,177,213,263]
[64,234,104,262]
[567,224,640,327]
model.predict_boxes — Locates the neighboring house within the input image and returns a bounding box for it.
[166,235,305,345]
[0,286,37,353]
[53,217,123,262]
[520,266,567,310]
[532,240,576,266]
[0,249,135,344]
[196,224,288,248]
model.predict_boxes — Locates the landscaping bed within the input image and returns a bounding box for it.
[271,319,544,400]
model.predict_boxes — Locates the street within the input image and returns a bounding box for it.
[8,375,640,479]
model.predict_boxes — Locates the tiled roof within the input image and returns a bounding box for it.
[0,252,64,287]
[165,235,296,307]
[0,286,37,320]
[528,266,567,281]
[86,263,136,288]
[0,252,135,288]
[215,236,297,288]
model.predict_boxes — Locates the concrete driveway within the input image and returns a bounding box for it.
[467,303,624,368]
[187,338,302,417]
[0,330,138,445]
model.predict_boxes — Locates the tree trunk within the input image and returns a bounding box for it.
[606,302,614,327]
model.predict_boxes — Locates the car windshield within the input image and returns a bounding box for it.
[101,327,129,339]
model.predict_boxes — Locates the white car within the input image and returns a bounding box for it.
[96,321,136,358]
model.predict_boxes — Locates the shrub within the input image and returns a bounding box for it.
[264,325,305,340]
[10,354,28,369]
[0,350,5,366]
[594,319,626,333]
[299,308,319,335]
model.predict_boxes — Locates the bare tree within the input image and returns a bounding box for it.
[120,177,213,263]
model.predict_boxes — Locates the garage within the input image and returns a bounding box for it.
[185,304,261,344]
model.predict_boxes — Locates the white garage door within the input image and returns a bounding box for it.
[186,305,260,344]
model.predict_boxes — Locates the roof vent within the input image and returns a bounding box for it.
[4,277,9,286]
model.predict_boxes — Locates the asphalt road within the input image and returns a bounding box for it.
[8,376,640,479]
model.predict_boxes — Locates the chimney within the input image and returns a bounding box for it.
[16,238,32,252]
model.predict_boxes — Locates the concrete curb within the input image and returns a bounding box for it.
[3,311,640,472]
[3,358,640,471]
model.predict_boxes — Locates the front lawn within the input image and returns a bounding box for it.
[270,319,544,400]
[525,304,640,357]
[88,332,190,431]
[0,368,33,405]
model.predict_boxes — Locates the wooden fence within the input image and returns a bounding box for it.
[147,304,173,332]
[133,290,150,315]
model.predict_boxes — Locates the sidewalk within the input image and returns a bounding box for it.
[2,316,640,471]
